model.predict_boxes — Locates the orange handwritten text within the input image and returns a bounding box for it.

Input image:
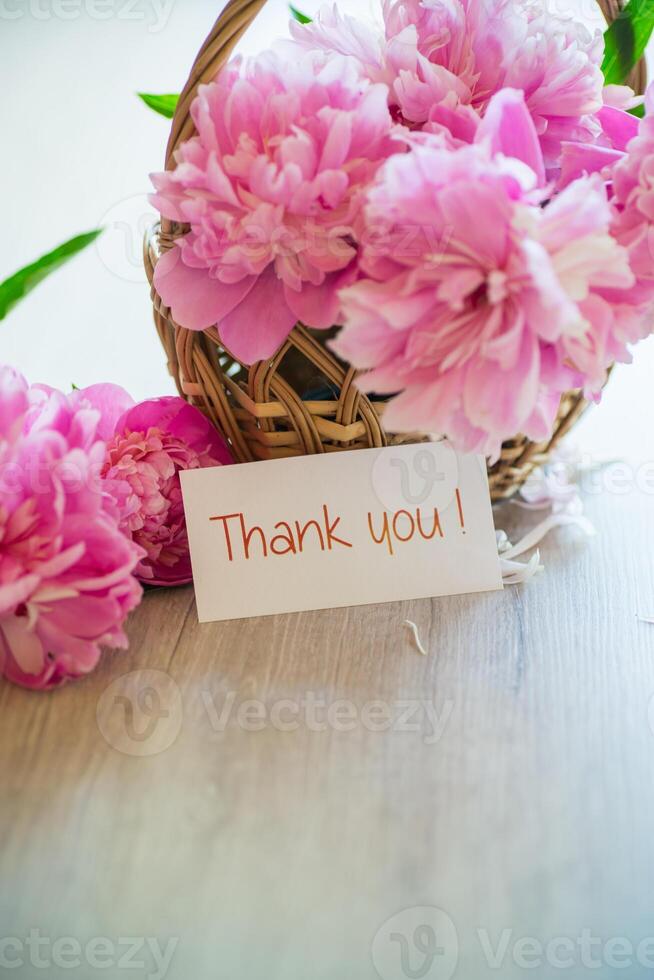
[367,507,445,556]
[210,505,353,562]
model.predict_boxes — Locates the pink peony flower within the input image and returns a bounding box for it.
[558,104,641,189]
[605,99,654,319]
[558,84,654,339]
[98,395,233,587]
[151,49,395,364]
[291,0,610,167]
[332,92,639,458]
[0,372,143,690]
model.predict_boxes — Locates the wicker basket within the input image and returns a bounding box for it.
[145,0,646,502]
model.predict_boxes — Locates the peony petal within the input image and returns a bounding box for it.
[219,268,297,363]
[463,331,540,437]
[154,248,257,332]
[1,615,45,675]
[597,105,639,151]
[558,141,624,188]
[72,384,135,441]
[0,366,29,441]
[603,84,640,110]
[117,397,233,466]
[382,371,462,435]
[0,575,40,618]
[647,82,654,116]
[476,89,546,186]
[284,264,357,329]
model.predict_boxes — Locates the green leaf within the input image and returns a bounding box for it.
[0,230,103,321]
[602,0,654,85]
[290,4,312,24]
[138,92,179,119]
[629,101,646,117]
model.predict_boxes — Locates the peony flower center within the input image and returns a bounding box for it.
[486,269,509,304]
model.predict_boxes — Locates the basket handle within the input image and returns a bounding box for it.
[163,0,648,172]
[164,0,267,172]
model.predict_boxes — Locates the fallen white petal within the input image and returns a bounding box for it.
[495,442,597,586]
[500,550,544,585]
[404,620,428,656]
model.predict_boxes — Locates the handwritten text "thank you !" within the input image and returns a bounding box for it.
[181,444,502,622]
[210,492,466,560]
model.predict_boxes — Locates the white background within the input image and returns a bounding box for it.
[0,0,651,462]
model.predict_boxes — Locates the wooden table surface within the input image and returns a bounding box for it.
[2,483,654,980]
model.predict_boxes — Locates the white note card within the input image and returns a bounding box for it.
[181,443,503,623]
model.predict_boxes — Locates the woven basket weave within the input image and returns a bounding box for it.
[145,0,646,501]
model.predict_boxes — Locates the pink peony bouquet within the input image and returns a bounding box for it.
[152,0,654,458]
[0,375,231,690]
